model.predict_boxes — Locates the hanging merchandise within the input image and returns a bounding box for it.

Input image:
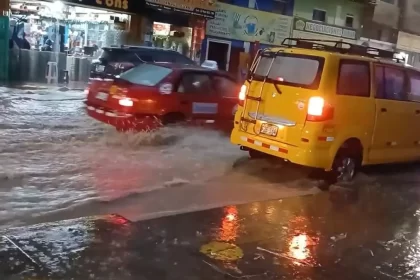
[9,15,31,50]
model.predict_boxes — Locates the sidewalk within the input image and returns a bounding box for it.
[4,81,88,91]
[0,188,418,280]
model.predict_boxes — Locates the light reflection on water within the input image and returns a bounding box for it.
[289,234,311,261]
[218,206,239,242]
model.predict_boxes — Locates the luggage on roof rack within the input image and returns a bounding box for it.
[280,38,404,63]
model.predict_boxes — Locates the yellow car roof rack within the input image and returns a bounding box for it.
[280,38,404,64]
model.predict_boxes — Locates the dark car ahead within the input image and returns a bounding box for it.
[85,63,240,132]
[90,46,196,79]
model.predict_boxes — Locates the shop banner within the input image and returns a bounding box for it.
[145,0,216,19]
[293,17,357,40]
[206,2,292,45]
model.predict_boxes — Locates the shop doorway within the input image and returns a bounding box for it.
[206,39,231,71]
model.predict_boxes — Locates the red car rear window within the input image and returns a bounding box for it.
[118,64,173,86]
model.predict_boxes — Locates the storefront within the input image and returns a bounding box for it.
[10,0,130,52]
[204,2,293,76]
[6,0,215,83]
[8,0,136,83]
[292,17,357,45]
[143,0,214,62]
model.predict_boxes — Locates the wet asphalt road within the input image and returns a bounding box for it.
[2,185,420,280]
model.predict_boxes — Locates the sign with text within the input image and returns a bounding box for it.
[63,0,138,13]
[153,22,171,36]
[206,2,292,45]
[293,17,357,40]
[146,0,216,19]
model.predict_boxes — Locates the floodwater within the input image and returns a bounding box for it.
[1,86,420,230]
[0,86,321,229]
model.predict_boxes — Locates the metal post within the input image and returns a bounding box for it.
[0,16,9,82]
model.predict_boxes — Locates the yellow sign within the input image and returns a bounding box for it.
[206,2,293,45]
[96,0,128,10]
[146,0,216,18]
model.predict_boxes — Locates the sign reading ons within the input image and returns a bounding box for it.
[146,0,216,19]
[62,0,135,13]
[95,0,128,10]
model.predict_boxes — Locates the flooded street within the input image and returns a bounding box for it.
[0,86,320,229]
[2,86,420,232]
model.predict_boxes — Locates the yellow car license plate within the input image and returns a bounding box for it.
[260,123,278,137]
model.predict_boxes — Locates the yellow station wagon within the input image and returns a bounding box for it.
[231,38,420,182]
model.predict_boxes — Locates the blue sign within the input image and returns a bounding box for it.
[192,102,218,114]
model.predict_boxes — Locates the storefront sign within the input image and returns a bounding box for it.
[95,0,128,10]
[153,22,171,36]
[146,0,216,19]
[293,17,357,40]
[62,0,138,13]
[206,2,292,45]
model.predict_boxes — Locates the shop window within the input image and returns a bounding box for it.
[212,76,237,97]
[337,60,370,97]
[408,71,420,102]
[345,14,354,28]
[376,65,406,100]
[178,73,213,94]
[312,9,326,22]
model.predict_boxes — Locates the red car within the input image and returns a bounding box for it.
[85,63,240,132]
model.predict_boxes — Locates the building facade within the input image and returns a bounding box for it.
[202,0,295,77]
[3,0,215,83]
[396,0,420,67]
[358,0,420,67]
[201,0,367,78]
[292,0,364,44]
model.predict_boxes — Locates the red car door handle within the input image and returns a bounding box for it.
[181,101,188,105]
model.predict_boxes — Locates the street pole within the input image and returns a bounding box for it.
[0,0,9,82]
[0,0,9,15]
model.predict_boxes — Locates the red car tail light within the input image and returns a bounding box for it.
[119,97,134,107]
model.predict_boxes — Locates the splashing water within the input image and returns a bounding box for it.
[0,86,320,229]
